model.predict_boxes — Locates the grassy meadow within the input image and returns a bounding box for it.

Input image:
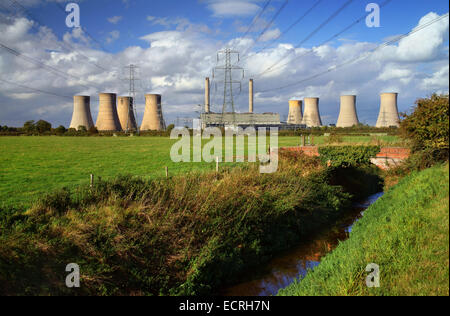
[0,135,401,208]
[278,163,449,296]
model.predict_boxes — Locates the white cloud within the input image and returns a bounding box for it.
[107,16,123,24]
[206,0,260,17]
[105,30,120,44]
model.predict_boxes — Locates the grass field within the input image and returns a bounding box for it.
[278,163,449,296]
[0,135,401,208]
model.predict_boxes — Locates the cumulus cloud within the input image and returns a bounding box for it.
[0,10,448,128]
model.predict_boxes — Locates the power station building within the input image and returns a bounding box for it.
[200,78,280,129]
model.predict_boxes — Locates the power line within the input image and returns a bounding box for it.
[241,0,289,59]
[0,77,72,100]
[255,0,393,78]
[253,0,323,56]
[7,0,109,72]
[0,41,93,91]
[254,0,354,78]
[240,0,273,40]
[258,12,449,93]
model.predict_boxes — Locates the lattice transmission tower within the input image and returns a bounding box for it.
[124,64,140,134]
[213,48,244,116]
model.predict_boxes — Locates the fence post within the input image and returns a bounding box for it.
[165,166,169,179]
[216,156,219,173]
[90,174,94,188]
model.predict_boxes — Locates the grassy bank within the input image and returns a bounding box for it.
[0,153,382,295]
[278,163,449,296]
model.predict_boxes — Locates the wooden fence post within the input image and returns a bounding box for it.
[90,174,94,188]
[165,166,169,179]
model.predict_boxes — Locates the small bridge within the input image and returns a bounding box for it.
[280,146,411,170]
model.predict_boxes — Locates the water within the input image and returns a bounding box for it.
[221,192,384,296]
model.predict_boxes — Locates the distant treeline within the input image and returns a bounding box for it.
[0,120,399,137]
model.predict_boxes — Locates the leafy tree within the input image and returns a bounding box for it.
[400,94,449,153]
[23,120,36,134]
[55,125,66,135]
[166,124,175,134]
[36,120,52,134]
[88,126,99,135]
[77,125,87,132]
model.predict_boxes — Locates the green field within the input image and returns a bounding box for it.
[278,163,449,296]
[0,135,401,208]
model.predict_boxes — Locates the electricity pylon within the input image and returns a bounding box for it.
[124,64,140,134]
[213,48,244,120]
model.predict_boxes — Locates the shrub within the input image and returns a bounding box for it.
[318,146,380,168]
[400,94,449,155]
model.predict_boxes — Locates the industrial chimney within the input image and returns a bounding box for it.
[205,77,210,113]
[141,94,165,131]
[376,93,400,128]
[336,95,359,127]
[117,96,137,131]
[302,97,322,127]
[249,79,254,113]
[70,95,94,130]
[95,93,122,131]
[287,100,303,124]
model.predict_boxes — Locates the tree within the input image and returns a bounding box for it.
[77,125,87,133]
[55,125,66,135]
[400,94,449,153]
[88,126,98,135]
[36,120,52,134]
[23,120,36,134]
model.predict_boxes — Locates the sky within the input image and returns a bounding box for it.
[0,0,448,127]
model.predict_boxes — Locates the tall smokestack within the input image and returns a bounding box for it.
[376,93,400,128]
[70,95,94,130]
[302,97,322,127]
[141,94,164,131]
[205,77,210,113]
[117,96,137,131]
[287,100,302,124]
[96,93,122,131]
[249,79,254,113]
[337,95,359,127]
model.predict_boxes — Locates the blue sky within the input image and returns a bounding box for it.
[0,0,449,127]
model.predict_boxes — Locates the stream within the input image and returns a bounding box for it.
[221,192,384,296]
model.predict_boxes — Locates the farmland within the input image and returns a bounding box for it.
[0,135,401,208]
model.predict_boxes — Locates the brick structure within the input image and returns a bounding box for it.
[280,146,410,170]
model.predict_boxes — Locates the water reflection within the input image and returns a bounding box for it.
[221,192,384,296]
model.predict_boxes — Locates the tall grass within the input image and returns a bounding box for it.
[278,163,449,296]
[0,152,382,296]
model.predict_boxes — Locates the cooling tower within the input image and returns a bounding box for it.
[302,97,322,127]
[205,77,210,113]
[249,79,254,113]
[117,96,137,131]
[376,93,400,128]
[287,100,303,124]
[336,95,359,127]
[95,93,122,131]
[70,95,94,130]
[141,94,165,131]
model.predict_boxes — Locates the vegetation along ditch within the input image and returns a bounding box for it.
[0,149,383,296]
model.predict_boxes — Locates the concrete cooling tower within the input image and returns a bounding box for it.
[287,100,303,124]
[337,95,359,127]
[141,94,165,131]
[96,93,122,131]
[302,97,322,127]
[70,96,94,130]
[376,93,400,128]
[117,96,137,131]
